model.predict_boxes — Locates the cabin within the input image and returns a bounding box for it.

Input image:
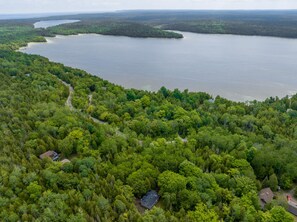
[140,190,159,210]
[288,201,297,216]
[259,188,274,208]
[287,196,297,216]
[39,151,59,161]
[60,159,71,164]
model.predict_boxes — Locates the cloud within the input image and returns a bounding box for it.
[1,0,297,13]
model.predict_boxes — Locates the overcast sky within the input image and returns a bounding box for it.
[1,0,297,14]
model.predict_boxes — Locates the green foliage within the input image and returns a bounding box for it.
[186,203,219,222]
[0,22,46,50]
[141,207,172,222]
[127,163,159,197]
[26,181,42,201]
[1,17,297,221]
[268,174,279,191]
[269,206,294,222]
[158,171,187,194]
[48,21,183,39]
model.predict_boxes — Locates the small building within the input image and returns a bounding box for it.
[287,196,297,216]
[140,190,159,210]
[288,201,297,216]
[39,151,59,161]
[60,159,71,164]
[259,188,274,208]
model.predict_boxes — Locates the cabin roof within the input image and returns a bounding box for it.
[140,190,159,210]
[259,187,274,204]
[288,201,297,216]
[39,150,59,161]
[40,151,55,159]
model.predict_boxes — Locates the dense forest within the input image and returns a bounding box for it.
[43,10,297,38]
[47,21,183,39]
[0,22,46,50]
[1,15,297,221]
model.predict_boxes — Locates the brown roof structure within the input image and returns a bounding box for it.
[39,151,59,161]
[259,188,274,208]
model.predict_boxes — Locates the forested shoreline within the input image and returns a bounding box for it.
[46,21,183,39]
[1,16,297,221]
[41,10,297,39]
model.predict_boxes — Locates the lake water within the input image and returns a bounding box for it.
[34,20,80,29]
[20,32,297,101]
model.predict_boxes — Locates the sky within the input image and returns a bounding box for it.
[1,0,297,14]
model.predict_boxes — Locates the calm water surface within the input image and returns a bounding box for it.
[20,32,297,101]
[34,20,80,29]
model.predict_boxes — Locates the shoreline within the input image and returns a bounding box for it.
[18,31,297,103]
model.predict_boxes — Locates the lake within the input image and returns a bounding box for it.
[34,20,80,29]
[20,32,297,101]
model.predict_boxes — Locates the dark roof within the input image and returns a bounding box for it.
[259,188,274,204]
[141,190,159,209]
[288,201,297,216]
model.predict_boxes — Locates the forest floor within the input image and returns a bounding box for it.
[134,199,146,214]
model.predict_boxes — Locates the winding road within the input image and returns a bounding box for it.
[60,78,186,143]
[61,80,74,110]
[60,79,106,124]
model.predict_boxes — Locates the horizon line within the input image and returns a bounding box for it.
[2,8,297,15]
